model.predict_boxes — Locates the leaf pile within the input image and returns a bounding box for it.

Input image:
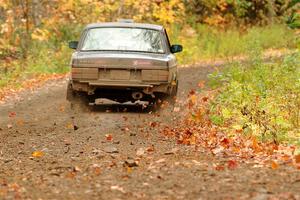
[161,90,300,170]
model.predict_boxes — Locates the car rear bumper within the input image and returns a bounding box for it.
[71,80,171,94]
[78,80,163,87]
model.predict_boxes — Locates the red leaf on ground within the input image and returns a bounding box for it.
[149,122,157,127]
[105,134,113,141]
[8,112,16,118]
[272,144,279,151]
[227,160,238,170]
[189,89,196,95]
[221,138,230,147]
[202,96,209,102]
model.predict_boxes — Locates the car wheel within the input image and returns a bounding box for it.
[66,82,92,112]
[166,80,178,105]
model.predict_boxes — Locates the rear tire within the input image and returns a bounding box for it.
[66,82,91,112]
[166,80,178,105]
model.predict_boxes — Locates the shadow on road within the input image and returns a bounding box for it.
[89,103,151,113]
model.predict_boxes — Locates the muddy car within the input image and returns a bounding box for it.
[67,21,183,107]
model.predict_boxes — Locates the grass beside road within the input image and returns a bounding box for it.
[172,24,297,64]
[208,47,300,146]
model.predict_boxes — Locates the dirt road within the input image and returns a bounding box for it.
[0,65,299,200]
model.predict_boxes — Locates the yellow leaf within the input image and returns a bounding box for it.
[127,167,132,173]
[190,94,197,104]
[66,123,73,129]
[32,151,44,158]
[31,28,49,41]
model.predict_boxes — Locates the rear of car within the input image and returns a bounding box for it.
[67,22,182,106]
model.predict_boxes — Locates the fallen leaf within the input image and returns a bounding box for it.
[8,112,16,118]
[295,154,300,163]
[65,171,76,179]
[190,95,197,104]
[149,122,157,128]
[202,96,209,102]
[127,167,132,173]
[66,123,73,129]
[221,138,230,147]
[59,105,65,112]
[227,160,238,170]
[215,165,225,171]
[105,134,113,141]
[32,151,44,158]
[94,167,101,175]
[271,161,279,170]
[16,119,24,126]
[198,81,205,89]
[147,145,155,152]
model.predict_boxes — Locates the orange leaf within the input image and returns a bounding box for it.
[147,145,155,152]
[198,81,205,89]
[16,119,24,126]
[215,165,225,171]
[295,154,300,163]
[127,167,132,173]
[59,105,65,112]
[251,137,260,151]
[271,161,279,170]
[65,171,76,179]
[94,167,101,176]
[32,151,44,158]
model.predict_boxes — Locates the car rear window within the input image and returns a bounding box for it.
[81,27,164,53]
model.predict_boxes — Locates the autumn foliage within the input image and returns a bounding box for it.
[0,0,299,59]
[162,89,300,170]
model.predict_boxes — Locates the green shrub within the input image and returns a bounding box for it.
[209,47,300,145]
[169,24,296,64]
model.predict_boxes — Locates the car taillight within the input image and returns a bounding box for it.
[141,70,169,81]
[71,68,98,79]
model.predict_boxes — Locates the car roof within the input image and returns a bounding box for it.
[84,22,164,31]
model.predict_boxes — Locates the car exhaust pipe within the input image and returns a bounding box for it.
[132,92,143,100]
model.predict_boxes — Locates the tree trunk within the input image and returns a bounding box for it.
[267,0,276,24]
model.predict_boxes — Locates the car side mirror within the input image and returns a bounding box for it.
[69,41,78,49]
[171,44,183,53]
